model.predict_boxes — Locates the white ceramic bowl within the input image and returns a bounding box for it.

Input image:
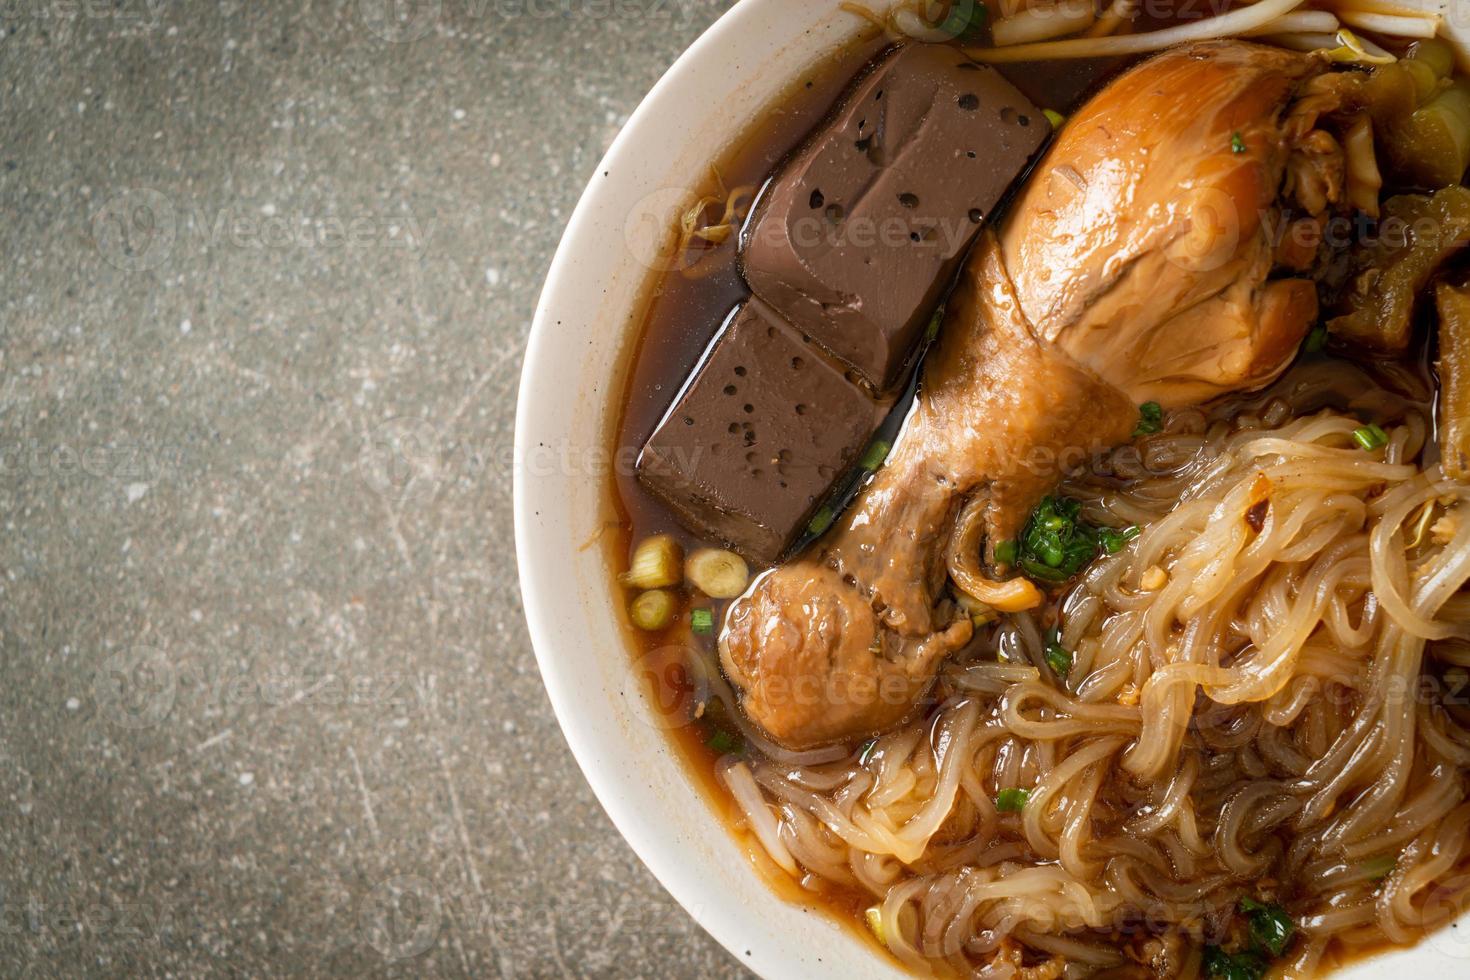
[515,2,1469,976]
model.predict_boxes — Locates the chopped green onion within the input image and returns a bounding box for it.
[1096,525,1140,555]
[1133,401,1164,437]
[1019,558,1069,582]
[1362,855,1397,882]
[630,589,677,631]
[1201,899,1294,979]
[995,788,1030,812]
[620,534,683,589]
[1231,131,1247,154]
[859,439,891,471]
[1304,323,1329,353]
[690,607,714,634]
[1011,498,1141,585]
[1019,497,1093,578]
[938,0,987,41]
[807,505,834,536]
[1239,898,1295,958]
[1042,108,1065,129]
[1044,629,1072,678]
[706,728,741,754]
[1202,946,1268,980]
[686,547,749,598]
[1045,644,1072,678]
[924,305,945,342]
[1353,423,1389,450]
[859,738,879,764]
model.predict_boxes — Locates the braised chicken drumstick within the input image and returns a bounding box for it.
[721,41,1365,749]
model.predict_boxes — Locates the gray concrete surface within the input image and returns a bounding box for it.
[0,0,751,975]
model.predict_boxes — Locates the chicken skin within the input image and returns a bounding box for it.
[722,42,1359,750]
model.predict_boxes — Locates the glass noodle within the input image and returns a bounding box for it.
[842,0,1444,63]
[721,360,1470,974]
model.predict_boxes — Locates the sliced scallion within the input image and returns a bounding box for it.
[1044,630,1072,678]
[685,548,749,598]
[1304,323,1329,353]
[706,729,741,754]
[807,506,835,536]
[995,788,1030,812]
[620,534,683,590]
[690,607,714,634]
[1133,401,1164,437]
[1096,525,1140,554]
[938,0,987,42]
[1239,898,1295,958]
[1353,423,1389,450]
[860,439,891,471]
[629,589,677,631]
[1202,946,1267,980]
[924,305,945,342]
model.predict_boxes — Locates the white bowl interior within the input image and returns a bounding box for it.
[515,3,1470,977]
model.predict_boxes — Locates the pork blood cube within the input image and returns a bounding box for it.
[740,43,1050,390]
[636,299,881,564]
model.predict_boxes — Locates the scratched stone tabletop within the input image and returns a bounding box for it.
[0,0,750,975]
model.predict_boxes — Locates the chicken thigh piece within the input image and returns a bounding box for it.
[1003,41,1329,408]
[723,42,1354,750]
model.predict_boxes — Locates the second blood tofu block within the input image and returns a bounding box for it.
[637,300,882,565]
[741,45,1050,391]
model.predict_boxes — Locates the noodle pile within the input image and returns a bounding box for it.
[842,0,1441,63]
[719,362,1470,976]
